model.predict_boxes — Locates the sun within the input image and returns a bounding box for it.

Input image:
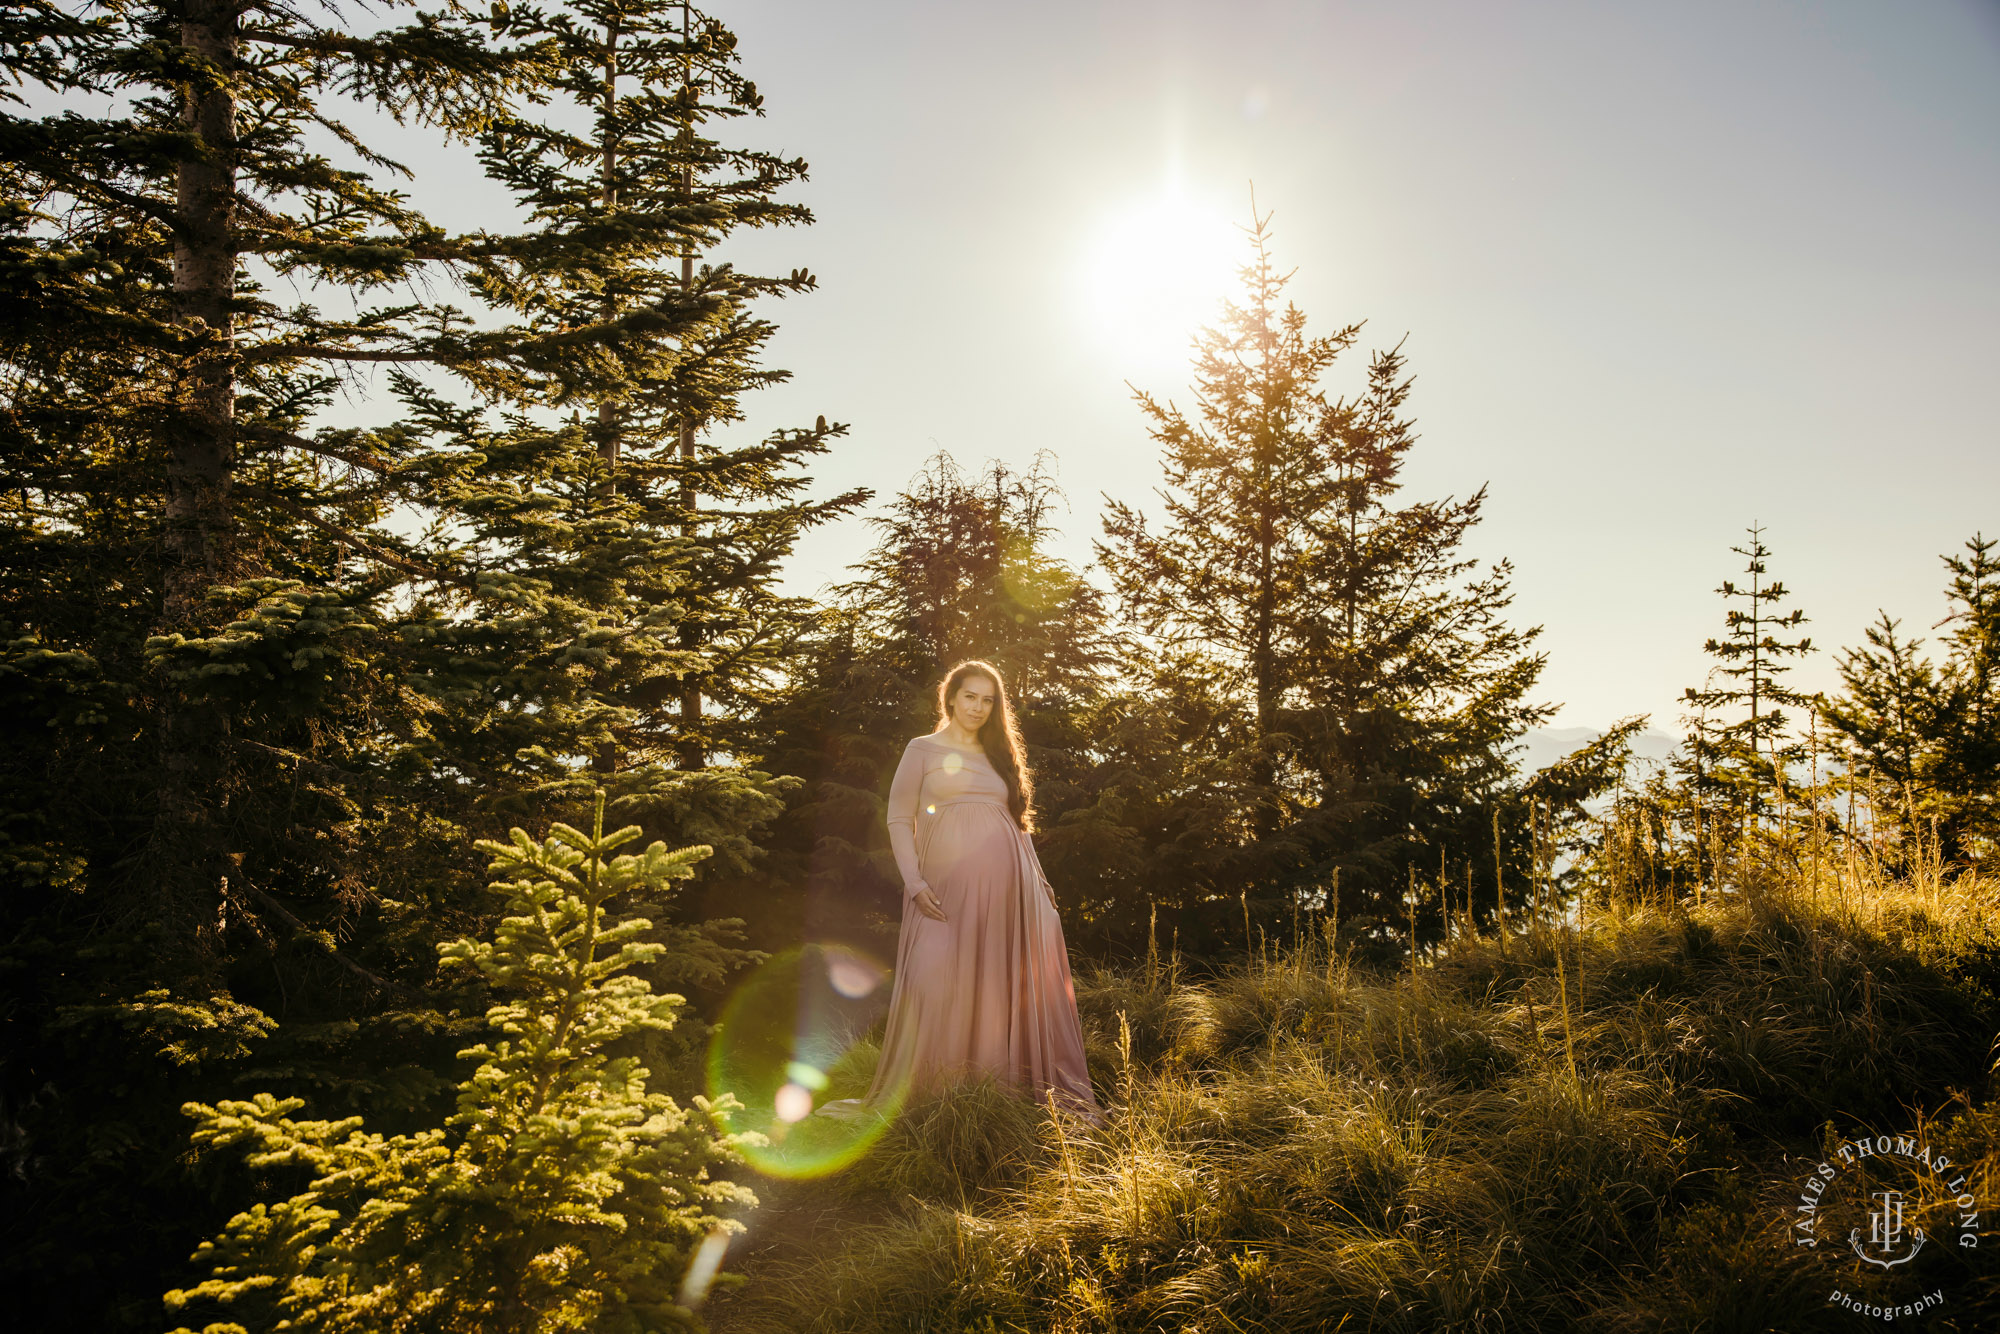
[1075,185,1243,373]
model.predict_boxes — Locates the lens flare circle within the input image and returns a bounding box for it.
[706,942,897,1178]
[773,1082,813,1123]
[826,953,880,1001]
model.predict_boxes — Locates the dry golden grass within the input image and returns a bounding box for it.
[712,866,2000,1333]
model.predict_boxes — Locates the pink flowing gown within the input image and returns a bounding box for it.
[862,732,1101,1119]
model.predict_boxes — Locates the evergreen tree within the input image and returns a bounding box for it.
[1098,214,1362,829]
[1048,643,1262,954]
[836,451,1112,713]
[164,794,753,1334]
[0,3,826,1323]
[1096,211,1551,945]
[2,6,548,1322]
[756,453,1114,954]
[461,0,867,795]
[1826,533,2000,864]
[1679,524,1816,819]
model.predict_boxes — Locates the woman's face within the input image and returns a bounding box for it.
[950,674,997,733]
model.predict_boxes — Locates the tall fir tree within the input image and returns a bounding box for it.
[436,0,869,923]
[3,6,548,1323]
[1096,211,1552,948]
[1679,524,1816,820]
[464,0,866,785]
[1099,213,1362,836]
[0,3,831,1325]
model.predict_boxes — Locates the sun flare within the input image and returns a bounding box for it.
[1075,187,1243,371]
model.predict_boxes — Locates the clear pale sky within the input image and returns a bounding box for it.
[312,1,1998,736]
[684,0,2000,737]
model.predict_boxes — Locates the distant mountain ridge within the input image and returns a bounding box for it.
[1517,725,1680,778]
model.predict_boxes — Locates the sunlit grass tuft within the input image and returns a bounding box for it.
[716,868,2000,1333]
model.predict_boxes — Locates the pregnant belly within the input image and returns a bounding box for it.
[920,803,1020,888]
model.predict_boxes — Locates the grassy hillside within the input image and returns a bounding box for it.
[707,866,2000,1333]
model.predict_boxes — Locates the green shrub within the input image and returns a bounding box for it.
[166,795,753,1334]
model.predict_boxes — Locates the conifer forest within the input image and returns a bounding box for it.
[3,4,1997,1332]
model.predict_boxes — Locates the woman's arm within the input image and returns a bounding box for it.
[885,740,929,898]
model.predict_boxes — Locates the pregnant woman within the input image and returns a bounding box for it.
[860,658,1100,1121]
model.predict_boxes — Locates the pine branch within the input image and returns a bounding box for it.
[237,424,394,475]
[239,881,425,1002]
[236,483,474,590]
[245,343,442,365]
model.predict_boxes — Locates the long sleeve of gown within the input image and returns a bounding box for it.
[885,741,926,896]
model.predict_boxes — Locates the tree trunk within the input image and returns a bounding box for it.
[155,0,241,914]
[677,153,703,769]
[592,23,623,776]
[166,0,240,623]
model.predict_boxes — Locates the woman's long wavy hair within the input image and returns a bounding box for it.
[935,659,1036,832]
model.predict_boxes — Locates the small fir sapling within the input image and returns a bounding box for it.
[164,793,758,1334]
